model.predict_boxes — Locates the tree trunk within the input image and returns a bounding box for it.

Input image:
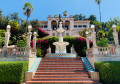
[26,16,29,32]
[99,4,101,23]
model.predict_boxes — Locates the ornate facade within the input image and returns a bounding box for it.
[39,15,90,37]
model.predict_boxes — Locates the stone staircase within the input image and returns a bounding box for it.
[26,57,100,84]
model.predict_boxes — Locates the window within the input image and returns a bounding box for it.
[83,25,87,27]
[78,25,82,28]
[44,25,47,28]
[74,25,77,28]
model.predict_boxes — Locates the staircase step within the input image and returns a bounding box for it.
[26,57,100,84]
[32,78,91,81]
[37,67,84,69]
[34,75,89,78]
[41,61,82,62]
[38,64,84,67]
[36,70,87,72]
[40,63,83,65]
[41,60,82,62]
[26,80,99,84]
[35,72,88,75]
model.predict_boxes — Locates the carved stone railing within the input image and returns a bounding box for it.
[97,47,116,55]
[0,46,36,57]
[86,47,118,56]
[7,47,26,56]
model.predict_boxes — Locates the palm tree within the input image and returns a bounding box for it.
[95,0,102,23]
[0,8,3,16]
[22,2,33,23]
[63,10,68,17]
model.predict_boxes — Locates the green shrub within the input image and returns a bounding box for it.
[63,36,75,53]
[95,61,120,84]
[31,36,92,57]
[36,47,42,57]
[97,31,105,38]
[48,36,58,53]
[0,29,6,37]
[0,36,5,47]
[48,36,91,57]
[0,61,28,84]
[17,40,27,47]
[97,38,108,47]
[8,20,20,35]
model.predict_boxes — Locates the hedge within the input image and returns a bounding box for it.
[95,61,120,84]
[0,61,28,84]
[48,36,93,57]
[31,36,93,57]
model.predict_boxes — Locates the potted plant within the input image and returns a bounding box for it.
[54,14,58,18]
[63,10,68,17]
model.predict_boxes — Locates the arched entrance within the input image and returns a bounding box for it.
[51,20,57,30]
[64,20,70,30]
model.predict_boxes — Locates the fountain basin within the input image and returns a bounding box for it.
[53,42,69,53]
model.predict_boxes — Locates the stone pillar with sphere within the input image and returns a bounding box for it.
[2,25,11,56]
[33,32,37,50]
[112,25,119,46]
[25,25,32,57]
[112,24,120,55]
[91,25,99,55]
[91,25,97,47]
[86,31,90,49]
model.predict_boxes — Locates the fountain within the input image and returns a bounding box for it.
[53,15,69,53]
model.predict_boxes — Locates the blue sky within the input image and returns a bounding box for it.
[0,0,119,22]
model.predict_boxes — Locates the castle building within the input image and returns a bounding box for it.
[39,15,90,37]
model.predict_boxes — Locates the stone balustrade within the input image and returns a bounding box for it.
[86,47,118,56]
[0,46,36,57]
[97,47,116,55]
[7,47,25,56]
[0,25,37,58]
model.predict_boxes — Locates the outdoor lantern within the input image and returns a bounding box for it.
[28,25,32,32]
[6,25,11,32]
[34,32,37,35]
[86,31,89,35]
[7,25,11,29]
[91,25,95,32]
[86,31,89,37]
[91,25,95,29]
[112,24,116,32]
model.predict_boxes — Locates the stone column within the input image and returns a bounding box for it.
[112,25,119,46]
[70,20,74,30]
[4,25,11,47]
[71,45,76,53]
[25,25,32,57]
[63,20,65,29]
[33,32,37,50]
[91,25,99,55]
[91,25,97,47]
[3,25,11,56]
[112,25,120,55]
[86,31,90,49]
[56,20,59,29]
[48,20,51,30]
[48,46,51,54]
